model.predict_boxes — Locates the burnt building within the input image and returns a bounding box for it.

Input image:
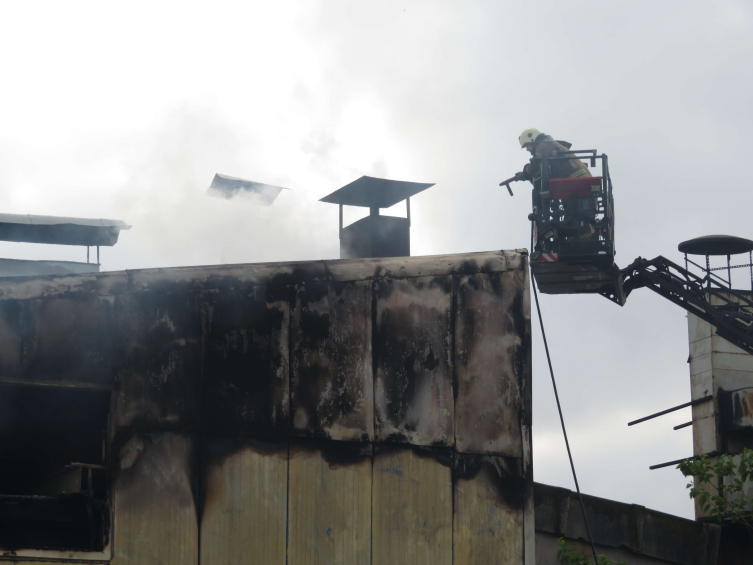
[0,249,533,564]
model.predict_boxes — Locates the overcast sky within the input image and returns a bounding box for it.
[2,0,752,519]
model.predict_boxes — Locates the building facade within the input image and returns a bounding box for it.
[0,250,532,565]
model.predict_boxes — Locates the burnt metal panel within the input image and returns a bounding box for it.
[0,299,23,379]
[453,453,526,564]
[127,263,326,295]
[455,270,530,456]
[112,431,199,564]
[113,291,202,430]
[374,276,454,445]
[200,285,291,437]
[0,250,532,563]
[200,436,287,565]
[22,296,116,385]
[720,387,753,433]
[340,215,410,259]
[291,281,373,441]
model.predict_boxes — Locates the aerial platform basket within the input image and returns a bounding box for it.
[529,150,622,302]
[532,259,623,301]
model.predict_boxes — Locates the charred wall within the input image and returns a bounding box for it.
[0,250,532,564]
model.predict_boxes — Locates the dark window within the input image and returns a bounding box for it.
[0,383,110,552]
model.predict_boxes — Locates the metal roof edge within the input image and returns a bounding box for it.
[534,482,721,565]
[0,250,523,301]
[0,213,131,229]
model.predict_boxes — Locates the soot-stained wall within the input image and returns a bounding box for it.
[0,250,532,565]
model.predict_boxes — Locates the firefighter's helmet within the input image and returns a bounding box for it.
[519,128,543,148]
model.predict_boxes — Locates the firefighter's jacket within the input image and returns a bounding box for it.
[519,135,591,181]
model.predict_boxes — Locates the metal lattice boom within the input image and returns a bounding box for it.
[616,256,753,356]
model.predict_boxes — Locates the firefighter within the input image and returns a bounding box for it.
[516,128,594,241]
[515,128,591,183]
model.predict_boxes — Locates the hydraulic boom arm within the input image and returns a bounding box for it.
[613,255,753,356]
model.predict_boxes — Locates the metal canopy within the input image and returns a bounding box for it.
[678,235,753,256]
[0,213,131,247]
[319,176,435,209]
[207,174,289,205]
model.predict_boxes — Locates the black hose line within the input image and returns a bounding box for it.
[531,269,600,564]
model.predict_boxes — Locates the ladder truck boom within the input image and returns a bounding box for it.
[520,148,753,355]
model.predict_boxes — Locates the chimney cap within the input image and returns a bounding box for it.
[207,173,289,205]
[320,176,434,208]
[678,235,753,256]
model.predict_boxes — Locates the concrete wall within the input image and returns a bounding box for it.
[687,292,753,521]
[0,250,532,565]
[534,483,721,565]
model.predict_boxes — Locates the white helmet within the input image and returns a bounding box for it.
[519,128,543,148]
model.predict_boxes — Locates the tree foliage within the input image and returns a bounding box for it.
[677,448,753,534]
[555,538,626,565]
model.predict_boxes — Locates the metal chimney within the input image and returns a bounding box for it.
[319,176,434,259]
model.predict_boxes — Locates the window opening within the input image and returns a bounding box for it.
[0,383,111,552]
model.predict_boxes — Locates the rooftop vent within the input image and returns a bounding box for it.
[0,214,130,247]
[678,234,753,290]
[320,176,434,259]
[0,213,131,277]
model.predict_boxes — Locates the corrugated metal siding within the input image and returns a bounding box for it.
[372,445,453,565]
[112,432,199,565]
[454,455,525,564]
[288,441,372,564]
[200,437,287,565]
